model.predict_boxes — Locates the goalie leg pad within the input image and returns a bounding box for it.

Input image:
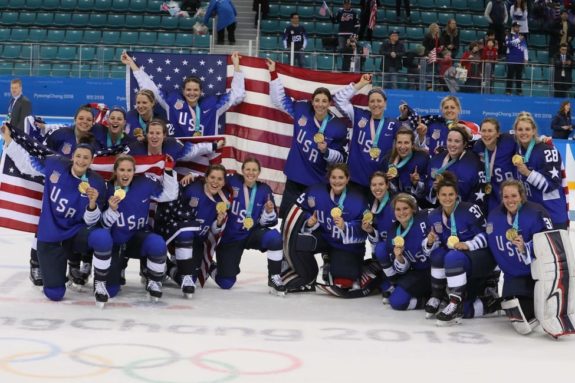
[501,298,538,335]
[532,230,575,337]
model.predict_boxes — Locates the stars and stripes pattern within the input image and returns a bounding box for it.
[368,0,377,30]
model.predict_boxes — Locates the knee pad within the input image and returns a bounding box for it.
[389,286,412,311]
[174,231,195,247]
[142,234,167,259]
[374,242,390,266]
[43,286,66,301]
[444,250,467,271]
[88,229,113,253]
[107,284,121,298]
[262,230,282,251]
[215,276,236,290]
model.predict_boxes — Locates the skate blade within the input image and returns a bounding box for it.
[183,292,194,299]
[425,312,437,319]
[148,294,161,302]
[268,287,286,297]
[435,317,462,327]
[67,281,85,292]
[382,298,390,305]
[95,301,106,309]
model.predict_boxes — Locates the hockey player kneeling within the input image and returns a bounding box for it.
[531,230,575,338]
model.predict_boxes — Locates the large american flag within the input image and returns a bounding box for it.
[0,53,368,233]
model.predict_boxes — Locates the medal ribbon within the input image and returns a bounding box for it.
[243,182,258,219]
[204,184,230,207]
[191,104,201,134]
[138,115,149,134]
[483,146,497,183]
[507,204,521,231]
[314,114,332,135]
[330,187,347,211]
[520,138,536,163]
[396,217,414,239]
[372,191,390,215]
[369,118,386,149]
[115,185,129,193]
[390,152,413,171]
[107,131,124,148]
[435,153,458,176]
[442,201,459,237]
[80,174,89,183]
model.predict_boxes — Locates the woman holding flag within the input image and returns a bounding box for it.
[423,171,497,326]
[121,51,245,138]
[211,158,285,295]
[332,73,401,193]
[266,59,348,220]
[511,112,569,229]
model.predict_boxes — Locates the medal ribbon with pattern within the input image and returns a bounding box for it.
[506,204,521,241]
[138,115,149,135]
[242,182,258,230]
[373,191,390,215]
[388,152,413,177]
[313,114,332,143]
[393,216,413,247]
[434,152,460,178]
[443,201,460,248]
[368,117,386,159]
[330,187,347,218]
[204,184,230,213]
[191,104,202,136]
[107,131,124,148]
[483,146,497,194]
[520,138,535,163]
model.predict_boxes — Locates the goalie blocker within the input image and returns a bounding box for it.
[532,229,575,338]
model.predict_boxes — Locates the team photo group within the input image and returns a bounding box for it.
[2,51,574,340]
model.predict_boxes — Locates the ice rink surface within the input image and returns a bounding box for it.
[0,227,574,383]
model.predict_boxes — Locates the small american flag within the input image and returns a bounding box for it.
[319,1,331,17]
[368,0,377,30]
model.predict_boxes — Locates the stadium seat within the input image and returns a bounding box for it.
[29,29,47,42]
[41,0,60,10]
[20,45,32,60]
[36,12,54,26]
[53,13,72,26]
[452,0,468,10]
[10,29,29,42]
[143,15,162,29]
[110,65,127,79]
[161,16,179,30]
[120,31,139,45]
[259,51,278,62]
[14,62,32,76]
[297,5,315,19]
[261,19,278,34]
[40,46,58,60]
[438,13,455,25]
[536,51,549,64]
[2,45,20,59]
[65,30,83,44]
[89,14,107,28]
[420,12,437,25]
[435,0,450,8]
[385,9,398,22]
[102,31,120,45]
[316,22,336,36]
[175,33,194,46]
[268,4,279,17]
[108,15,126,28]
[77,0,94,10]
[371,41,382,54]
[79,46,96,61]
[0,12,19,25]
[406,27,423,41]
[0,28,9,40]
[125,15,144,29]
[18,12,36,25]
[60,0,77,10]
[84,30,101,44]
[71,13,90,27]
[469,1,485,12]
[373,24,387,39]
[493,63,506,77]
[7,0,26,9]
[459,29,477,43]
[472,15,489,28]
[530,34,548,49]
[57,46,77,61]
[456,14,473,28]
[52,64,71,77]
[305,37,315,51]
[192,34,210,48]
[113,0,130,11]
[316,55,335,71]
[279,5,297,18]
[157,32,176,46]
[418,0,435,9]
[46,29,65,43]
[147,0,164,13]
[38,63,52,77]
[98,47,117,61]
[139,32,158,46]
[93,0,113,11]
[131,0,148,13]
[260,36,278,50]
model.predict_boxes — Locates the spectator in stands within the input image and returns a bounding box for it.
[342,34,362,72]
[331,0,359,53]
[283,13,307,68]
[380,30,405,89]
[422,23,443,90]
[404,44,426,90]
[481,38,499,93]
[484,0,508,57]
[440,19,460,58]
[510,0,529,40]
[550,100,573,138]
[481,30,499,52]
[505,22,529,96]
[253,0,269,28]
[181,0,201,16]
[439,50,459,93]
[6,79,32,132]
[553,43,573,98]
[396,0,411,20]
[460,42,482,93]
[358,0,379,41]
[204,0,237,45]
[549,10,574,60]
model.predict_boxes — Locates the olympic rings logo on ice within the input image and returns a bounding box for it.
[0,338,303,382]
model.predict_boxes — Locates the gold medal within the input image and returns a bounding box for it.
[193,131,202,137]
[313,132,325,143]
[216,201,228,213]
[78,181,90,194]
[393,236,405,247]
[484,184,492,195]
[330,207,342,218]
[114,188,126,200]
[133,127,144,137]
[387,166,398,178]
[512,154,524,166]
[369,147,381,159]
[447,235,460,249]
[448,121,458,130]
[506,228,518,241]
[362,211,373,224]
[243,217,254,230]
